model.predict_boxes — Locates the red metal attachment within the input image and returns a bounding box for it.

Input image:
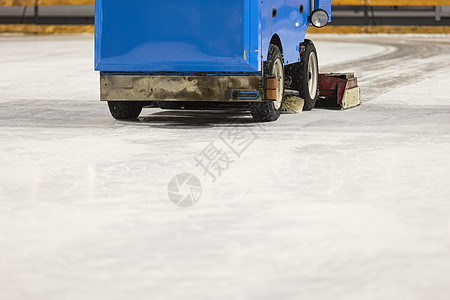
[317,73,361,109]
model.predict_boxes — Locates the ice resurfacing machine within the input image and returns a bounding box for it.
[95,0,349,122]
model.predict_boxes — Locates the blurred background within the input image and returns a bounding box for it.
[1,0,450,34]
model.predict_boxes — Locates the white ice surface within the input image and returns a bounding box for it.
[0,34,450,300]
[312,36,396,67]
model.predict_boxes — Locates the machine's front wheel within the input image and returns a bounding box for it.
[299,40,319,111]
[250,44,284,122]
[108,101,143,120]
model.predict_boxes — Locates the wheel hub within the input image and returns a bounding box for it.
[273,58,284,110]
[308,52,318,99]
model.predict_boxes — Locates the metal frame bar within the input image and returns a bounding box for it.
[100,75,263,103]
[333,0,450,5]
[2,0,450,6]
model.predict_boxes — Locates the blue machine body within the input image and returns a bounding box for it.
[95,0,331,74]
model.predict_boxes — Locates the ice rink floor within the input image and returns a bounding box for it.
[1,34,450,299]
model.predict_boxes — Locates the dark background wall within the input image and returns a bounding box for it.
[0,3,449,28]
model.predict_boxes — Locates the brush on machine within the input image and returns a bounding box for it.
[282,90,305,114]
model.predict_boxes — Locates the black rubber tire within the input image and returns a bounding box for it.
[250,44,284,123]
[299,39,319,111]
[108,101,143,120]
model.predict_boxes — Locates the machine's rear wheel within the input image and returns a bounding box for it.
[108,101,143,120]
[250,44,284,122]
[299,40,319,111]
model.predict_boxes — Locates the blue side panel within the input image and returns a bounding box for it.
[95,0,258,73]
[260,0,310,66]
[317,0,332,19]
